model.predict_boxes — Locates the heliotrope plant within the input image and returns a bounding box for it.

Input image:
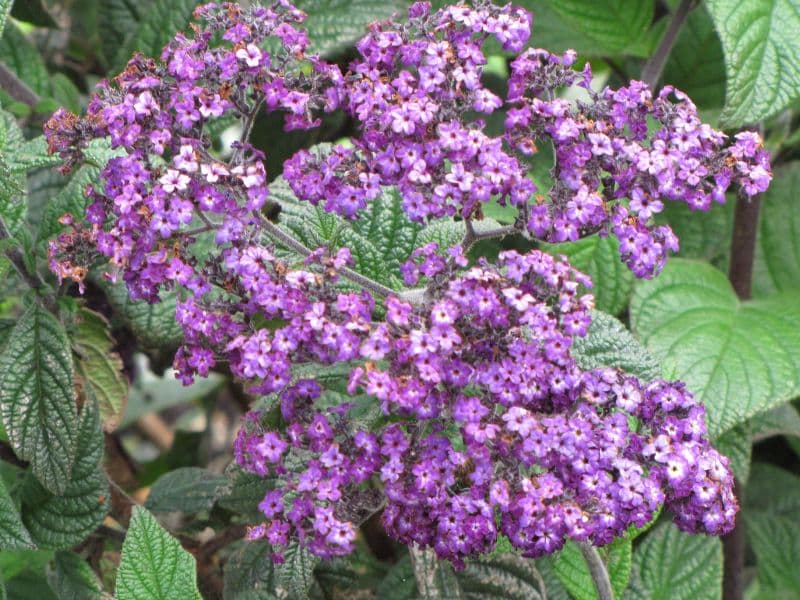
[44,0,769,573]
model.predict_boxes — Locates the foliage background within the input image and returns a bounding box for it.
[0,0,799,598]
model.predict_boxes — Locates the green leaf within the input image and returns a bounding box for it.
[113,0,199,73]
[707,0,800,127]
[145,467,227,514]
[278,543,320,600]
[551,539,631,600]
[98,0,149,67]
[661,6,726,115]
[655,199,734,270]
[630,259,800,438]
[115,506,201,600]
[45,551,104,600]
[71,308,128,431]
[38,163,99,244]
[753,161,800,297]
[520,0,654,57]
[744,464,800,595]
[0,476,34,550]
[271,173,498,290]
[572,310,660,382]
[544,235,633,316]
[624,522,722,600]
[0,303,77,495]
[0,21,51,98]
[750,402,800,442]
[296,0,406,57]
[0,0,12,38]
[102,282,183,351]
[222,540,278,600]
[20,403,109,549]
[11,0,57,28]
[216,464,273,521]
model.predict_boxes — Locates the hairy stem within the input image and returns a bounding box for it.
[578,542,614,600]
[641,0,697,89]
[462,219,519,253]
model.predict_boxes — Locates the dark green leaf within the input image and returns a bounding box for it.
[714,424,751,483]
[544,235,633,315]
[573,310,660,381]
[375,554,418,600]
[278,543,320,600]
[115,506,201,600]
[0,303,77,495]
[753,162,800,297]
[21,404,109,549]
[222,540,278,600]
[750,402,800,442]
[0,476,34,550]
[624,522,722,600]
[630,259,800,438]
[145,467,227,514]
[0,22,51,98]
[0,0,12,37]
[707,0,800,126]
[216,465,273,521]
[551,539,631,600]
[71,308,128,432]
[102,282,183,351]
[98,0,151,67]
[10,0,57,28]
[655,199,734,270]
[45,551,104,600]
[38,164,99,245]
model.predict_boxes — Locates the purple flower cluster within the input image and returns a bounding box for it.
[505,49,770,276]
[232,249,736,566]
[45,1,343,298]
[43,0,748,571]
[284,0,535,221]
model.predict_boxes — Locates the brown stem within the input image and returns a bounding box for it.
[722,188,762,600]
[0,61,40,107]
[641,0,698,90]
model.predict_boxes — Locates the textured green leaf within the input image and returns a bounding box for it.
[222,540,279,600]
[102,282,183,351]
[296,0,406,57]
[753,162,800,297]
[714,424,751,483]
[707,0,800,127]
[750,402,800,442]
[375,554,418,600]
[145,467,227,514]
[544,235,633,315]
[98,0,150,67]
[0,0,11,38]
[71,308,128,432]
[551,539,631,600]
[0,476,34,550]
[624,522,722,600]
[45,551,104,600]
[655,199,734,270]
[630,259,800,438]
[20,404,109,549]
[271,174,498,290]
[10,0,57,28]
[113,0,200,73]
[313,547,389,599]
[0,303,77,495]
[115,506,201,600]
[38,163,99,244]
[278,543,320,600]
[573,310,660,382]
[661,6,726,114]
[0,109,26,238]
[0,21,51,98]
[520,0,654,56]
[744,464,800,595]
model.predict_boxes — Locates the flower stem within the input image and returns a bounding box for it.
[641,0,698,90]
[578,542,614,600]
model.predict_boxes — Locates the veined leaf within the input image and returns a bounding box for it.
[551,539,632,600]
[0,0,12,37]
[115,506,201,600]
[0,21,51,98]
[45,551,104,600]
[707,0,800,127]
[630,259,800,438]
[0,476,34,550]
[145,467,227,514]
[0,303,77,495]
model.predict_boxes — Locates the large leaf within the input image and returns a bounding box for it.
[655,199,734,271]
[145,467,227,514]
[714,424,751,483]
[0,0,12,37]
[20,404,109,549]
[572,310,660,382]
[753,161,800,297]
[520,0,654,57]
[661,5,727,115]
[297,0,406,57]
[71,308,128,431]
[550,539,631,600]
[544,235,633,316]
[223,540,278,600]
[630,259,800,438]
[115,506,201,600]
[750,402,800,442]
[744,464,800,595]
[0,476,34,550]
[0,21,51,98]
[45,551,104,600]
[271,175,496,290]
[38,164,100,245]
[624,522,722,600]
[0,303,77,495]
[707,0,800,127]
[102,282,183,351]
[98,0,150,67]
